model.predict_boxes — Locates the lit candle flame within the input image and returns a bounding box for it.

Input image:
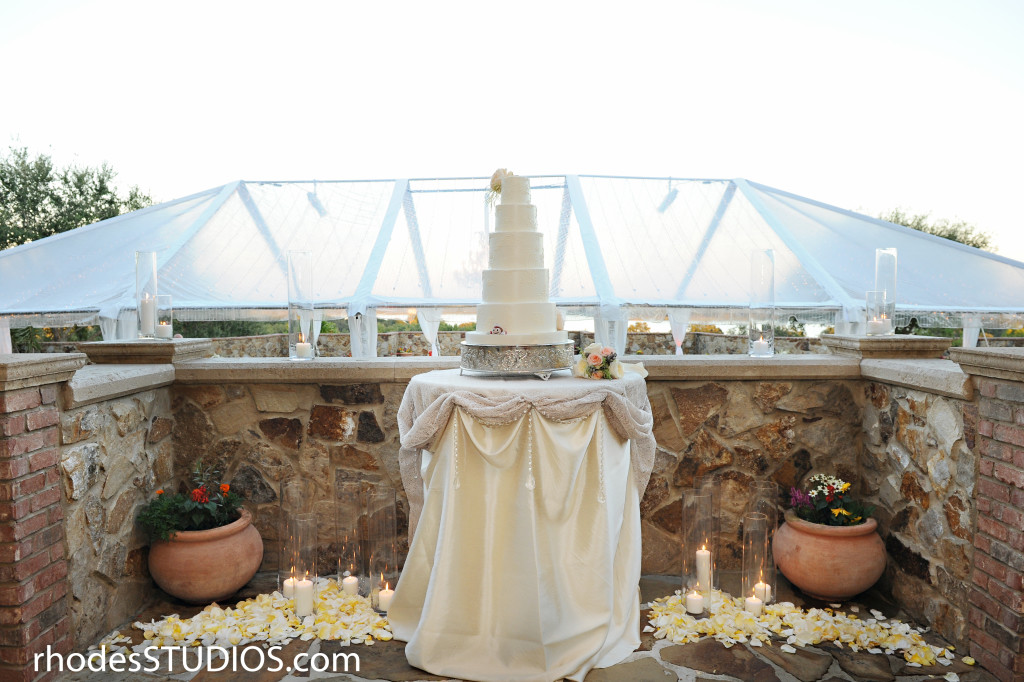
[298,331,305,344]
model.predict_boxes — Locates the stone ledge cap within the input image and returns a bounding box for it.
[619,354,861,380]
[949,347,1024,382]
[77,338,214,364]
[860,358,972,400]
[821,334,951,359]
[0,353,88,391]
[64,364,175,408]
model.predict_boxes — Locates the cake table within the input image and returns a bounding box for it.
[390,369,655,682]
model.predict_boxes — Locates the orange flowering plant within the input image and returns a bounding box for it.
[138,459,245,541]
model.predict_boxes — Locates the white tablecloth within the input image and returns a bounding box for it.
[390,369,655,682]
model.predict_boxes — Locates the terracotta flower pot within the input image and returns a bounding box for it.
[773,509,885,601]
[148,508,263,603]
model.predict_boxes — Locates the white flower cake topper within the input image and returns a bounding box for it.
[487,168,512,206]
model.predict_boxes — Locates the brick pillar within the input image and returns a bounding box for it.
[0,354,85,682]
[951,348,1024,682]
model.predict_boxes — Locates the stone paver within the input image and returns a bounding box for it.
[582,657,676,682]
[755,643,833,682]
[661,639,780,681]
[830,648,895,681]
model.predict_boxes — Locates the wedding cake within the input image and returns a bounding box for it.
[461,171,573,376]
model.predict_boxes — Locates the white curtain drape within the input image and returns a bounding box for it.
[348,308,378,358]
[594,305,628,355]
[962,314,980,348]
[0,318,11,354]
[417,308,443,356]
[668,309,692,355]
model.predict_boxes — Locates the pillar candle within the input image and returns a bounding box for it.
[139,295,156,336]
[294,577,315,617]
[155,322,173,339]
[342,575,359,596]
[754,581,771,603]
[696,545,712,592]
[685,590,705,615]
[282,576,296,599]
[744,595,763,616]
[378,583,394,612]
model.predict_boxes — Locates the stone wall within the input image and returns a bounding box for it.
[640,378,863,577]
[207,331,824,359]
[59,386,174,649]
[858,381,976,647]
[170,382,408,578]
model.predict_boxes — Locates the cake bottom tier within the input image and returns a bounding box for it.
[460,341,574,375]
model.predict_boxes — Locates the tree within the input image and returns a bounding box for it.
[879,208,993,251]
[0,146,152,250]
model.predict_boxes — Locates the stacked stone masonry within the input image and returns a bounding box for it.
[60,388,174,652]
[0,381,72,681]
[970,376,1024,680]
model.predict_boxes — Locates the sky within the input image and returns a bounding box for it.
[2,0,1023,262]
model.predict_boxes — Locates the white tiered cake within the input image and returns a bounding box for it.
[461,173,572,376]
[464,174,569,347]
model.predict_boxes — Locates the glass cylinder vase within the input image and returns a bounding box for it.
[135,251,158,338]
[681,487,716,596]
[287,251,316,360]
[155,295,173,339]
[874,247,897,319]
[335,482,365,597]
[865,290,894,336]
[282,513,318,618]
[748,249,775,357]
[278,479,314,593]
[365,485,397,611]
[745,480,778,605]
[741,512,769,616]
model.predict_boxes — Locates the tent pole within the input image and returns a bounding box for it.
[403,190,433,298]
[237,182,289,279]
[674,182,736,300]
[733,179,858,312]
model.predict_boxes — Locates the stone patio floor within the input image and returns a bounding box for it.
[58,574,998,682]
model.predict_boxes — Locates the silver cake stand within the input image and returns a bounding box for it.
[460,341,575,380]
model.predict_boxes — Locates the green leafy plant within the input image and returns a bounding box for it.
[789,474,874,527]
[138,460,244,541]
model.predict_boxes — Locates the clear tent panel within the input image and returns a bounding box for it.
[367,177,599,307]
[0,188,222,325]
[754,183,1024,316]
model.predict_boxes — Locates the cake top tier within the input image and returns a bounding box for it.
[501,175,531,206]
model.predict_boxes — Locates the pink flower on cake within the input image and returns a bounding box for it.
[587,353,603,366]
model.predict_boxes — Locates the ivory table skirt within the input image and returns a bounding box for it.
[389,369,655,682]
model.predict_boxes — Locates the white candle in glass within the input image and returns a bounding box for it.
[342,574,359,595]
[751,336,770,355]
[282,576,296,599]
[155,322,173,339]
[685,590,705,615]
[866,318,892,335]
[696,545,712,592]
[295,332,313,359]
[139,294,156,336]
[744,595,763,615]
[754,581,771,603]
[294,575,315,617]
[377,582,394,612]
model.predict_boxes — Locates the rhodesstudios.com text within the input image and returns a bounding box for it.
[35,644,360,674]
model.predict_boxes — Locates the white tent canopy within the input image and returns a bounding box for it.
[2,175,1023,349]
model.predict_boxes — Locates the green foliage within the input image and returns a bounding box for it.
[439,320,475,332]
[11,326,42,352]
[0,146,152,250]
[880,208,993,251]
[10,324,103,351]
[173,320,287,338]
[137,459,244,541]
[377,318,420,332]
